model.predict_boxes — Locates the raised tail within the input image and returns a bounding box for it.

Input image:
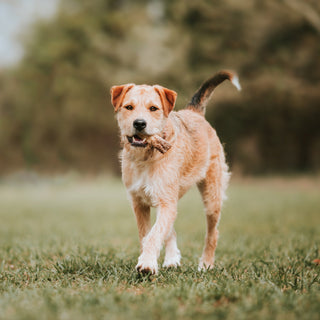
[187,70,241,116]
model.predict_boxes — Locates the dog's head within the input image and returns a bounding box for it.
[110,84,177,148]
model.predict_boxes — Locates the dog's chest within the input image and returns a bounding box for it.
[126,165,161,206]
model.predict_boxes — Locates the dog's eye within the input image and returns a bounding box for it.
[149,106,159,112]
[125,105,134,110]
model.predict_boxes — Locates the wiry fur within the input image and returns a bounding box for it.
[110,70,240,274]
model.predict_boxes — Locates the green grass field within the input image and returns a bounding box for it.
[0,174,319,320]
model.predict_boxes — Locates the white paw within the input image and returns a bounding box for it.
[136,254,158,275]
[163,250,181,268]
[198,259,214,271]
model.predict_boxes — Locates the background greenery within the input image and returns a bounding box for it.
[0,175,319,319]
[1,0,320,175]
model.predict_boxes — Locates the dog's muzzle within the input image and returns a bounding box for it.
[127,119,148,147]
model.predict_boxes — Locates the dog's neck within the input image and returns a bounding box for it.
[161,117,175,144]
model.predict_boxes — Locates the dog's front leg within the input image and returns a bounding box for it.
[163,227,181,268]
[131,198,151,252]
[136,202,177,274]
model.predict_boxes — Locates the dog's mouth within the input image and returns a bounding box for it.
[127,135,148,148]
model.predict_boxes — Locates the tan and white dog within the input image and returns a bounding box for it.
[110,71,241,274]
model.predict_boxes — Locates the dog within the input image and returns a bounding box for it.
[110,71,241,274]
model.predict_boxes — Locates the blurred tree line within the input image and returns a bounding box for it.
[0,0,319,175]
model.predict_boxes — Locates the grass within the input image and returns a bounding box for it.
[0,173,319,320]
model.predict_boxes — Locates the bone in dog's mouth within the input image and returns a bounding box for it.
[127,135,148,147]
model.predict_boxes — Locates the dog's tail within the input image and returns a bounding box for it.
[187,70,241,116]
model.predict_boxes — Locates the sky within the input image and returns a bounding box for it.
[0,0,58,67]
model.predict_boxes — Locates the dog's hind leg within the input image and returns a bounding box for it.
[197,155,229,270]
[163,227,181,268]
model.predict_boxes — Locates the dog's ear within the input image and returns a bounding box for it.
[110,84,134,112]
[153,85,177,117]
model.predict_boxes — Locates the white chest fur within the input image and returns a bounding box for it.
[126,164,161,207]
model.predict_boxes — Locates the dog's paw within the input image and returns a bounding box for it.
[198,259,214,271]
[136,255,158,275]
[163,250,181,268]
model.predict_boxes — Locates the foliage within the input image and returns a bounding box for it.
[211,84,320,173]
[0,175,319,319]
[0,0,320,173]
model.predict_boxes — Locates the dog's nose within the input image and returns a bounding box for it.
[133,119,147,131]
